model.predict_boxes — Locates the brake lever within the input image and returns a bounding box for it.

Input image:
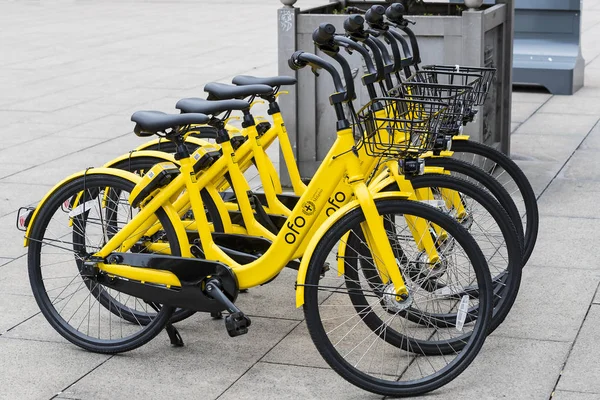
[311,66,320,77]
[404,18,416,25]
[338,41,353,55]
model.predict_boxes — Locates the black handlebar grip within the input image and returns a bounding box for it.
[343,14,364,33]
[365,5,385,24]
[386,3,405,21]
[312,23,336,46]
[288,51,307,70]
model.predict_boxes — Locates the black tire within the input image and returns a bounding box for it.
[426,157,525,251]
[109,156,224,323]
[303,199,493,397]
[28,174,175,354]
[450,139,539,264]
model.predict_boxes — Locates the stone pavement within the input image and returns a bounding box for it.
[0,0,599,399]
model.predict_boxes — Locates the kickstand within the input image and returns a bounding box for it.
[165,324,184,347]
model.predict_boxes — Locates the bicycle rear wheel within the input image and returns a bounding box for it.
[27,173,175,353]
[303,199,493,397]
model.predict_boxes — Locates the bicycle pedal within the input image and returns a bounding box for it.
[225,312,251,337]
[165,324,184,347]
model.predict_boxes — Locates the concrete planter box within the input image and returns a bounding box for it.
[277,1,514,182]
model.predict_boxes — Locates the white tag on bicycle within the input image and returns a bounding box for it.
[68,200,98,217]
[455,64,460,72]
[456,295,470,332]
[419,200,445,209]
[433,284,464,297]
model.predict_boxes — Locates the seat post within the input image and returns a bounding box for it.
[172,133,190,160]
[209,118,230,144]
[241,109,256,128]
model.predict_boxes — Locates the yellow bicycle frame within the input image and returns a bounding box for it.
[92,125,412,299]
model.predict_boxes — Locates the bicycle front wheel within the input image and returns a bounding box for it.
[450,139,539,264]
[303,199,493,397]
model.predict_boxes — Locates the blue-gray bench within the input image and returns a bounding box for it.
[513,0,585,94]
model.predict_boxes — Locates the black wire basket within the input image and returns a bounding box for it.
[419,65,497,106]
[395,81,473,135]
[354,97,449,158]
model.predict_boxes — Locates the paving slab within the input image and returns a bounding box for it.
[510,134,582,162]
[0,135,109,166]
[552,390,600,400]
[0,293,40,334]
[538,95,600,115]
[579,125,600,150]
[51,316,297,400]
[527,215,600,269]
[0,256,33,297]
[0,215,33,257]
[537,178,600,218]
[513,113,598,136]
[219,362,373,400]
[0,184,53,218]
[0,151,128,186]
[511,101,543,123]
[558,149,600,181]
[234,268,304,321]
[6,90,102,113]
[0,122,65,150]
[0,162,38,180]
[511,91,552,103]
[557,305,600,394]
[512,159,563,196]
[440,336,570,400]
[51,115,135,139]
[493,265,599,342]
[0,337,109,400]
[263,321,330,369]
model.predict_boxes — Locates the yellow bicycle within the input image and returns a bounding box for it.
[23,51,494,397]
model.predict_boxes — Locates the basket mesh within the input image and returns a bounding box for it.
[354,97,449,157]
[419,65,496,106]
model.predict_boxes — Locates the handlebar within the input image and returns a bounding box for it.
[343,14,364,34]
[364,4,386,31]
[312,23,336,46]
[385,3,404,21]
[385,3,421,64]
[309,24,357,102]
[334,35,376,75]
[288,51,345,94]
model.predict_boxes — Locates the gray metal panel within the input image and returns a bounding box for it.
[512,0,584,94]
[515,0,581,11]
[277,7,300,185]
[296,33,317,165]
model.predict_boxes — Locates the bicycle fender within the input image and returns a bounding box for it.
[451,135,470,141]
[102,150,176,168]
[295,192,410,308]
[23,168,142,247]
